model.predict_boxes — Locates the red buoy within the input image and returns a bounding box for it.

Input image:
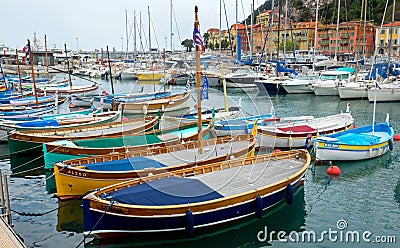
[327,165,341,176]
[394,134,400,141]
[121,117,129,122]
[194,104,198,109]
[272,149,282,154]
[69,103,75,108]
[78,108,84,111]
[353,125,358,129]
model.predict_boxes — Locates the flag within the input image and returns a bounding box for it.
[200,76,209,101]
[246,120,258,157]
[22,43,30,54]
[193,27,205,52]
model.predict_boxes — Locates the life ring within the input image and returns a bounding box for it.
[170,78,177,84]
[172,69,177,74]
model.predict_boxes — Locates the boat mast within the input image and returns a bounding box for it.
[15,49,23,96]
[125,9,129,58]
[219,0,222,54]
[236,0,238,59]
[313,0,319,70]
[335,0,341,61]
[170,0,173,51]
[64,43,72,89]
[106,45,115,95]
[134,10,137,58]
[28,39,38,105]
[250,0,254,60]
[44,34,50,84]
[387,0,395,77]
[148,6,151,57]
[283,0,288,60]
[194,6,203,154]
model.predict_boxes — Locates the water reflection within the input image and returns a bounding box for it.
[57,200,83,233]
[85,188,306,248]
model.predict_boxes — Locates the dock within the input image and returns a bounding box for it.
[0,217,25,248]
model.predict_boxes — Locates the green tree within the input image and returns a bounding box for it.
[181,39,194,52]
[203,33,210,49]
[221,39,230,49]
[279,40,300,52]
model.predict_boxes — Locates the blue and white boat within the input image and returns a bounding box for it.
[82,150,310,239]
[314,121,394,161]
[213,113,276,136]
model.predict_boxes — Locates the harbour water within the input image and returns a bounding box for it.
[0,75,399,247]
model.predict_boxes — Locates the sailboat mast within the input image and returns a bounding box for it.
[125,9,129,58]
[219,0,222,54]
[194,6,203,154]
[64,43,72,88]
[335,0,341,60]
[134,11,137,57]
[170,0,173,51]
[148,6,151,55]
[44,34,50,84]
[106,46,115,95]
[236,0,239,58]
[28,39,38,106]
[250,1,254,60]
[15,49,23,96]
[313,0,319,67]
[387,0,395,77]
[283,0,288,60]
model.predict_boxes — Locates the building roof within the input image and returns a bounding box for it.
[382,21,400,27]
[207,28,220,34]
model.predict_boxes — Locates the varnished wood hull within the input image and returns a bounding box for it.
[54,135,255,200]
[82,150,310,239]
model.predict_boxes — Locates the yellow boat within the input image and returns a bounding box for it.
[53,134,255,200]
[136,71,164,81]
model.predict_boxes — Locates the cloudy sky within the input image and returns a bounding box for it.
[1,0,263,52]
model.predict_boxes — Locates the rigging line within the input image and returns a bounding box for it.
[48,65,100,85]
[140,18,149,52]
[240,0,251,51]
[172,3,182,47]
[75,201,115,248]
[8,143,43,156]
[222,0,233,56]
[8,144,61,172]
[150,13,160,54]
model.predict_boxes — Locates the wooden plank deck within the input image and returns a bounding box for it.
[0,217,25,248]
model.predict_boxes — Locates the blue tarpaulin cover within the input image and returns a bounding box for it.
[84,156,166,171]
[17,119,59,127]
[334,133,380,145]
[105,176,223,206]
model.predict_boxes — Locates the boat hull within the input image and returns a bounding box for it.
[120,92,190,114]
[281,84,313,94]
[367,87,400,102]
[312,86,338,96]
[315,142,390,161]
[338,87,368,99]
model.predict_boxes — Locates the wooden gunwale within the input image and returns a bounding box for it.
[58,134,253,167]
[45,121,212,156]
[257,124,353,138]
[120,92,189,111]
[85,150,310,215]
[9,117,206,144]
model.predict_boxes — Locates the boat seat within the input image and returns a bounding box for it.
[157,133,180,141]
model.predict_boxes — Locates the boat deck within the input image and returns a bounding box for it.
[196,157,305,197]
[145,140,250,166]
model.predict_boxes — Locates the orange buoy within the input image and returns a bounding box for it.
[272,149,282,154]
[353,125,358,129]
[194,104,198,109]
[78,107,84,111]
[69,103,75,108]
[121,117,129,122]
[327,165,341,176]
[394,134,400,141]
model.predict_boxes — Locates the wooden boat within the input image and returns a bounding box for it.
[257,112,354,148]
[213,113,277,136]
[315,122,394,161]
[43,120,211,169]
[54,134,255,200]
[81,149,310,239]
[37,84,100,97]
[7,115,159,156]
[119,92,190,114]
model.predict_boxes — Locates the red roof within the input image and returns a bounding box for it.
[382,21,400,27]
[207,28,220,34]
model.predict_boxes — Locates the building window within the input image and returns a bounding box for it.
[380,30,385,34]
[395,39,398,45]
[380,39,384,45]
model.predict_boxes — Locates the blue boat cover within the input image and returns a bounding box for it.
[84,156,166,171]
[17,119,59,127]
[335,133,380,145]
[105,177,223,206]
